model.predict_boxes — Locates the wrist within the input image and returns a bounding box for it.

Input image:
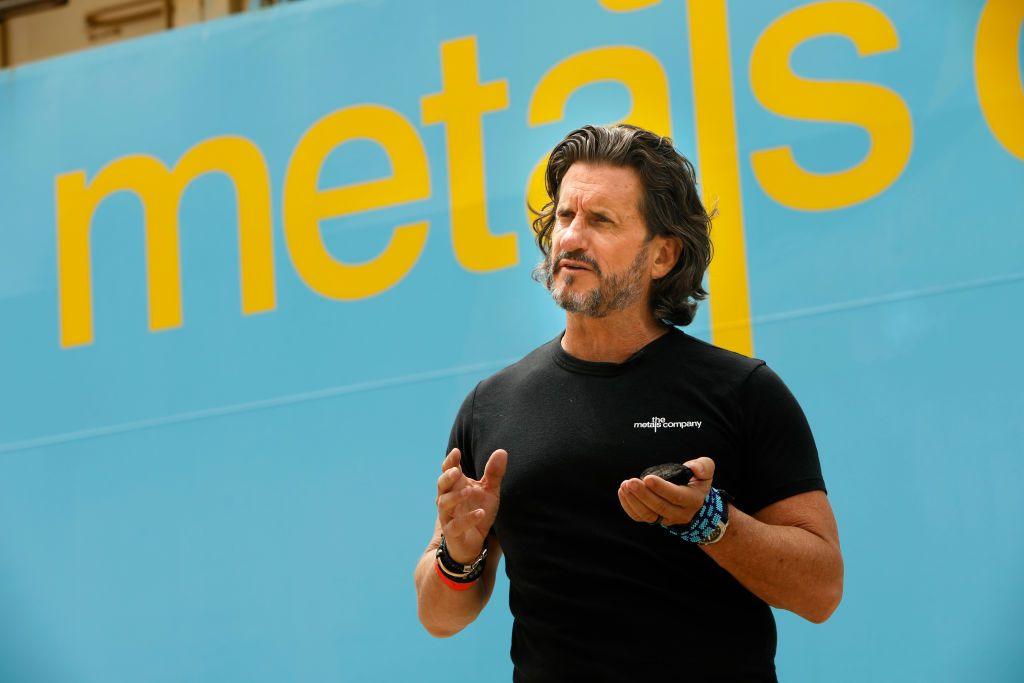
[436,534,488,583]
[434,560,479,591]
[448,546,483,565]
[660,486,732,544]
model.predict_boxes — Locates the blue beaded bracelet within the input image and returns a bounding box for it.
[660,486,728,543]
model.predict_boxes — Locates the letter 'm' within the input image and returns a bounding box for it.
[54,137,275,348]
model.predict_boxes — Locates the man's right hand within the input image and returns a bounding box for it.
[436,447,507,564]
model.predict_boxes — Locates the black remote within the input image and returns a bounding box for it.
[640,462,694,486]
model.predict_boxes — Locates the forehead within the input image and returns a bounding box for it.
[557,162,643,212]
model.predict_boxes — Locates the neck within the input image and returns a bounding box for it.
[561,308,670,363]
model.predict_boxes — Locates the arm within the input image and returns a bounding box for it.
[414,446,508,638]
[699,490,843,623]
[414,516,504,638]
[672,363,842,621]
[620,458,843,624]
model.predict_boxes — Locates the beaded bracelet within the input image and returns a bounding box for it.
[660,486,728,543]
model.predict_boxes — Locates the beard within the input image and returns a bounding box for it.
[531,245,650,318]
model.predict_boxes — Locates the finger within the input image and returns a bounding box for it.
[626,479,681,520]
[624,490,660,524]
[460,485,489,519]
[683,456,715,481]
[436,488,463,524]
[617,485,641,520]
[621,482,661,522]
[481,449,508,490]
[441,447,461,474]
[441,484,483,522]
[642,475,702,507]
[618,485,650,522]
[436,465,466,496]
[446,507,485,537]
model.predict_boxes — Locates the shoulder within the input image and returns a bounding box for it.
[669,329,766,388]
[475,336,558,397]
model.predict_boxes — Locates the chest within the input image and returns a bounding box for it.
[471,374,744,528]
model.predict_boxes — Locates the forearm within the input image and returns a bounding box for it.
[699,503,843,623]
[414,549,485,637]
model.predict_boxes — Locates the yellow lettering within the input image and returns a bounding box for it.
[688,0,753,356]
[749,0,913,211]
[975,0,1024,159]
[283,104,430,300]
[524,46,671,236]
[421,35,516,273]
[54,137,275,348]
[599,0,662,11]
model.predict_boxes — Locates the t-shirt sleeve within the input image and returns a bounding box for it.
[735,362,827,515]
[445,383,479,480]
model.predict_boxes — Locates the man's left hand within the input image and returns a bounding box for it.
[617,457,716,526]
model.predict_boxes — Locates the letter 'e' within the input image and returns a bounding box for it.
[283,104,431,300]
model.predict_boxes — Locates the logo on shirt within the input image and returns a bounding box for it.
[634,417,702,432]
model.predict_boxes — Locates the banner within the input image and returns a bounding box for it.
[0,1,1021,680]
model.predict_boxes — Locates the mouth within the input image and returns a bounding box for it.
[558,260,592,273]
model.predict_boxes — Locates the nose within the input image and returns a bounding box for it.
[555,214,587,256]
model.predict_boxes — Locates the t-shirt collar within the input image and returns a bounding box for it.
[550,326,680,376]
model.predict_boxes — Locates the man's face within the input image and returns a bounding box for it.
[535,162,654,318]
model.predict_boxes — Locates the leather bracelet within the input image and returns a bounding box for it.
[435,548,486,582]
[437,534,488,577]
[435,559,479,591]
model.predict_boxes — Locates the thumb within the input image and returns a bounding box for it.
[481,449,508,490]
[684,456,715,482]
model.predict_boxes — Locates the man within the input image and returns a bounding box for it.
[413,124,843,682]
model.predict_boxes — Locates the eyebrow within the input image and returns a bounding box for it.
[556,205,618,223]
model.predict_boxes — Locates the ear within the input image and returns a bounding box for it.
[651,235,682,279]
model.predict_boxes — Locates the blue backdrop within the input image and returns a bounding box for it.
[0,0,1022,680]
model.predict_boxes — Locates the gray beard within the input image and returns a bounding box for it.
[532,247,649,318]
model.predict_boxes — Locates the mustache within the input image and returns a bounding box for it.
[529,251,601,290]
[552,251,600,275]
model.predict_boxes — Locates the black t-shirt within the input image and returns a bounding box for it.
[445,326,826,682]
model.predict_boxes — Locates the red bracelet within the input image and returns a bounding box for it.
[434,560,478,591]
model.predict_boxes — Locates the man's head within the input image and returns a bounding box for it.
[530,124,714,326]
